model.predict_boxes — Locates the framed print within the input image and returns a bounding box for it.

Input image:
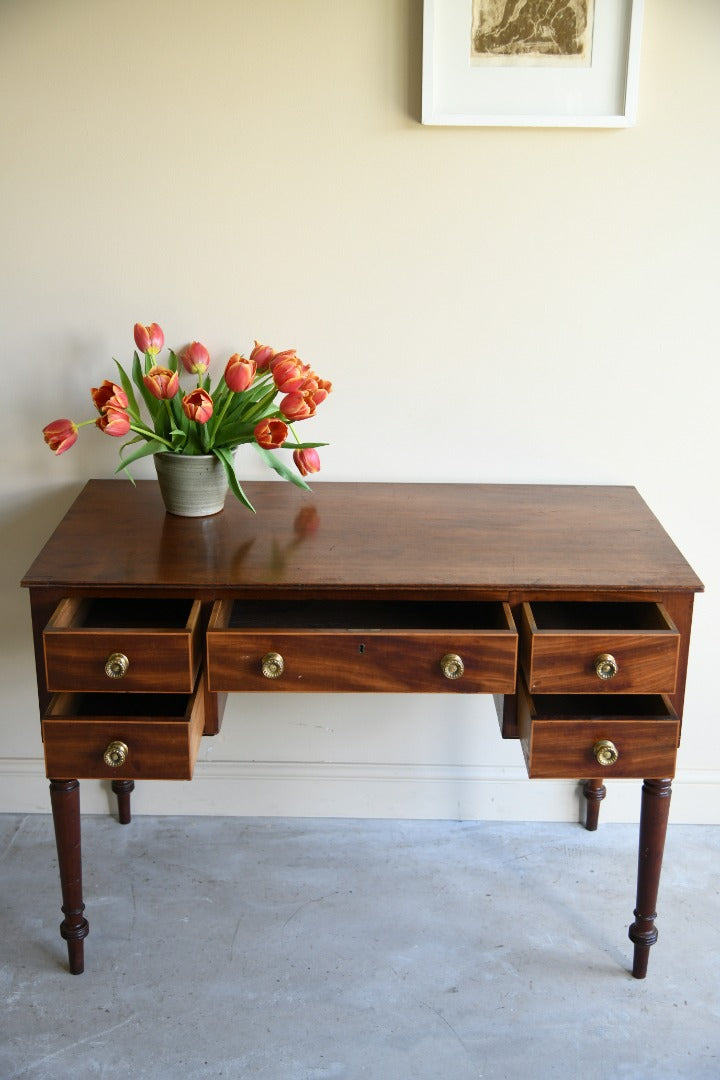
[422,0,644,127]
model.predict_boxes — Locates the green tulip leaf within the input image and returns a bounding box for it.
[280,441,328,449]
[254,446,311,491]
[213,447,256,513]
[118,434,144,453]
[132,352,160,421]
[113,359,142,419]
[116,438,168,470]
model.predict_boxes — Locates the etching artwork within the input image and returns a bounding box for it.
[471,0,595,65]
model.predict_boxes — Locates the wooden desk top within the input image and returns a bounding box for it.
[22,481,703,598]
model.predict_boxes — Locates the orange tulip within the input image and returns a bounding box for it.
[134,322,164,355]
[91,380,128,414]
[224,353,256,393]
[293,448,321,476]
[280,391,314,421]
[249,341,276,372]
[42,418,78,454]
[270,351,305,393]
[96,407,131,437]
[143,366,179,400]
[180,341,210,375]
[300,374,331,408]
[182,388,213,424]
[254,417,288,449]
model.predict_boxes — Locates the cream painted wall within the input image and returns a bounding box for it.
[2,0,718,821]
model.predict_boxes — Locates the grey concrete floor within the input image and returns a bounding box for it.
[1,814,719,1080]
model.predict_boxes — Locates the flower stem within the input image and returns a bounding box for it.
[242,386,282,425]
[129,422,173,448]
[209,387,234,445]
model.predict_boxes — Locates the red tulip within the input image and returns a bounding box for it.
[182,388,213,424]
[293,448,321,476]
[134,322,164,355]
[42,418,78,455]
[143,366,179,400]
[96,407,131,437]
[91,380,128,414]
[224,353,256,393]
[249,341,275,372]
[254,417,288,449]
[180,341,210,375]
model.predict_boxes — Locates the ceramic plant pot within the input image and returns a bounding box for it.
[153,452,232,517]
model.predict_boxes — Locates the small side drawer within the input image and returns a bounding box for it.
[42,674,205,781]
[520,601,679,694]
[517,677,679,779]
[207,599,518,693]
[43,597,202,693]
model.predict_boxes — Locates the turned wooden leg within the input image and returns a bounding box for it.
[49,779,89,974]
[628,778,672,979]
[583,779,606,831]
[111,779,135,825]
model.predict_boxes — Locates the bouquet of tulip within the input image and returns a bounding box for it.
[42,322,331,512]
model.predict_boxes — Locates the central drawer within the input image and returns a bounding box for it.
[520,601,679,694]
[42,674,205,781]
[206,599,517,693]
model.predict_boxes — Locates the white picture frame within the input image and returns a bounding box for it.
[422,0,644,128]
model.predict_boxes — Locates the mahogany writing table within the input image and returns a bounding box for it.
[21,481,703,977]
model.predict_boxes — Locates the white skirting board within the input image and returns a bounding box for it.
[2,758,719,824]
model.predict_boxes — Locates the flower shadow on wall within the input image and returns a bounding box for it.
[41,323,332,512]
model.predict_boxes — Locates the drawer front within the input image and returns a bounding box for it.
[43,598,202,693]
[520,601,679,694]
[42,677,205,781]
[206,600,517,694]
[517,681,679,779]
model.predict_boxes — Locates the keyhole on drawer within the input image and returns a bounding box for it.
[358,643,366,654]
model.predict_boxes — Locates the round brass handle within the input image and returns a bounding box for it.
[440,653,464,680]
[103,740,129,769]
[593,740,619,767]
[105,652,130,680]
[261,651,285,679]
[594,653,618,681]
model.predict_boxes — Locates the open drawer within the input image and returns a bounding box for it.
[520,601,679,694]
[43,597,202,693]
[42,674,205,780]
[517,676,679,779]
[206,599,518,693]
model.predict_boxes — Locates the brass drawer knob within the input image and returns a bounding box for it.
[261,651,285,679]
[593,740,619,767]
[103,740,129,768]
[594,653,618,680]
[440,653,464,680]
[105,652,130,679]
